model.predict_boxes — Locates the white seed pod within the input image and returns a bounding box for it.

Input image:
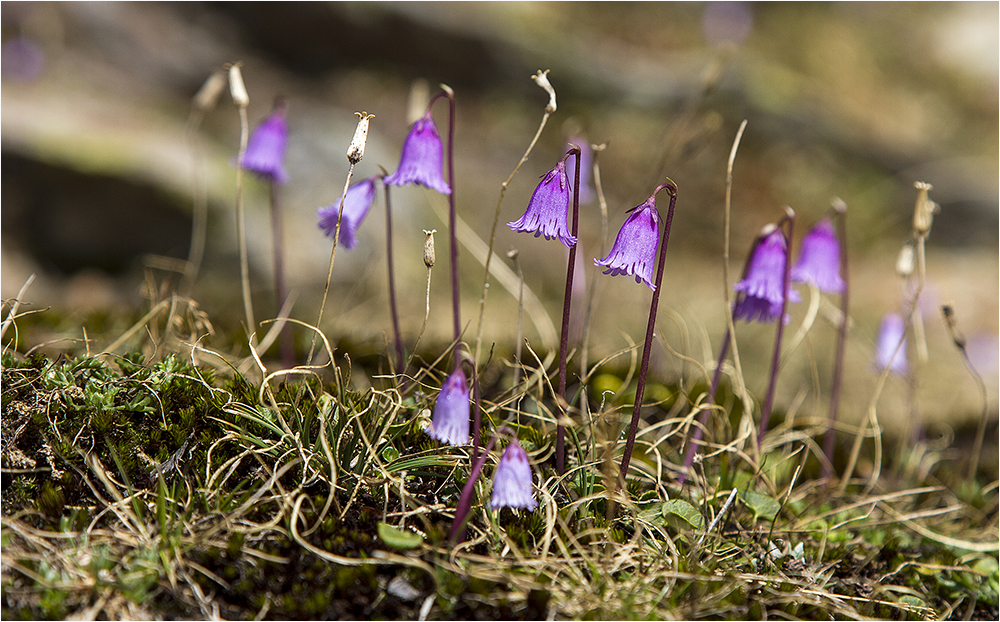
[347,111,374,164]
[227,62,249,107]
[532,69,557,113]
[423,229,436,268]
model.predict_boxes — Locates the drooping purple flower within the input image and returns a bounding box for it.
[239,105,289,184]
[791,217,844,293]
[384,109,451,195]
[489,440,537,511]
[595,196,660,289]
[565,137,595,205]
[507,160,577,248]
[874,312,908,375]
[317,177,378,250]
[428,367,470,446]
[732,226,801,323]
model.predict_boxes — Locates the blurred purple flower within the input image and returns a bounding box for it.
[595,196,660,289]
[428,367,470,446]
[1,36,45,82]
[384,110,451,195]
[507,159,577,248]
[702,1,753,47]
[791,217,844,293]
[489,440,537,511]
[317,177,378,250]
[732,226,800,323]
[239,106,289,184]
[874,312,908,375]
[565,138,595,205]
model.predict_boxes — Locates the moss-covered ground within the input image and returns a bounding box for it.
[2,330,996,620]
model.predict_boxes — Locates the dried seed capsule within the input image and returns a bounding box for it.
[423,229,436,268]
[227,62,249,107]
[347,111,374,164]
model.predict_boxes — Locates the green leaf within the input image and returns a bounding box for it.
[740,490,780,522]
[377,522,423,550]
[661,499,705,530]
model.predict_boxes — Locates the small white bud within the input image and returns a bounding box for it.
[347,111,374,164]
[423,229,436,268]
[227,62,249,107]
[192,69,227,112]
[531,69,557,113]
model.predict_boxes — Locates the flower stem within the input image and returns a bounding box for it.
[270,182,294,368]
[308,162,356,366]
[556,145,582,475]
[464,356,483,463]
[473,101,553,366]
[823,201,849,478]
[617,181,678,487]
[448,432,501,545]
[234,104,258,349]
[383,183,405,376]
[440,88,461,345]
[757,207,795,449]
[678,328,730,485]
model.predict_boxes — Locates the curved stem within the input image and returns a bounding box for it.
[438,90,461,346]
[823,203,849,478]
[556,145,582,475]
[448,432,502,545]
[384,183,404,376]
[758,209,795,448]
[617,181,678,487]
[308,162,356,367]
[234,105,257,348]
[270,182,294,368]
[678,328,731,485]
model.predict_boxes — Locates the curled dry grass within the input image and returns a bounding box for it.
[2,292,998,620]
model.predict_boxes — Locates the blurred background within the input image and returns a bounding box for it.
[2,2,997,439]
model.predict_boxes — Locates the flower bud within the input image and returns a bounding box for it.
[912,181,939,235]
[192,69,227,112]
[532,69,557,113]
[227,62,249,107]
[423,229,436,268]
[347,111,374,164]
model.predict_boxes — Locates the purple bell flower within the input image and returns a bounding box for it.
[595,195,660,290]
[317,177,378,250]
[507,159,577,248]
[732,226,801,323]
[489,440,537,511]
[565,137,595,205]
[791,217,844,293]
[239,106,289,184]
[384,109,451,195]
[874,312,908,375]
[428,367,470,446]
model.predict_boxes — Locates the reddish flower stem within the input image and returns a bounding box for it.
[556,145,582,475]
[823,204,849,477]
[383,183,405,375]
[677,328,730,485]
[617,181,678,487]
[757,209,795,448]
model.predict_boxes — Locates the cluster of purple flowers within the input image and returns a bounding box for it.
[242,82,920,525]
